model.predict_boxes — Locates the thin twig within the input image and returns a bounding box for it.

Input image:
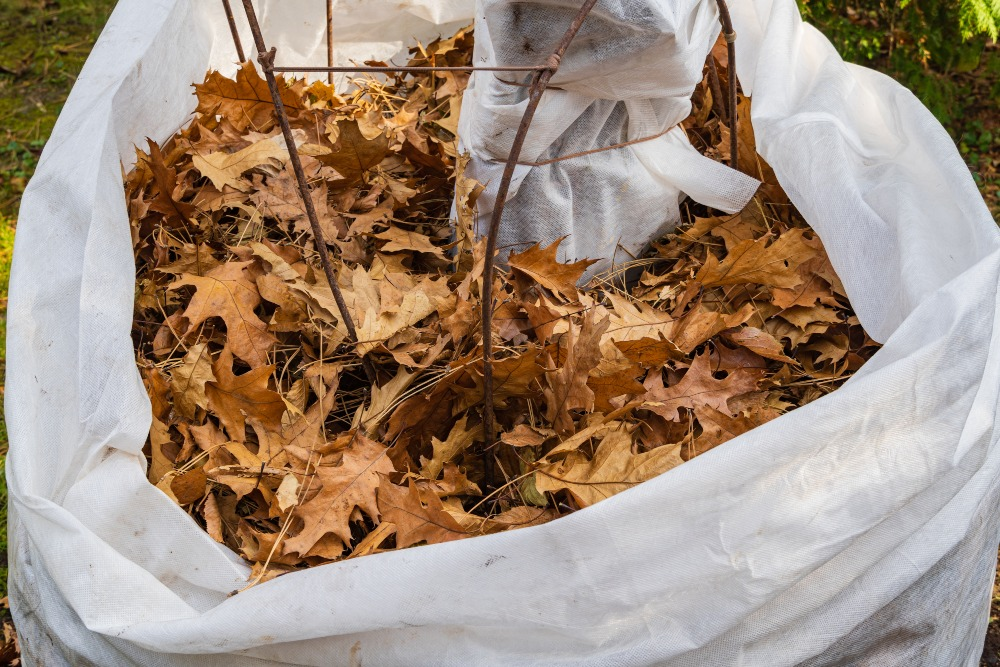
[239,0,378,386]
[480,0,601,463]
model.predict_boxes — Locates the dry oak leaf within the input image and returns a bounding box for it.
[456,345,548,411]
[256,272,311,332]
[764,318,830,348]
[535,427,683,508]
[143,364,172,422]
[284,433,395,557]
[416,463,482,498]
[354,272,451,356]
[316,118,390,183]
[205,348,286,442]
[192,135,289,192]
[144,139,197,226]
[420,414,482,480]
[250,172,345,240]
[543,312,610,434]
[170,466,208,505]
[157,241,220,276]
[671,302,755,354]
[377,481,468,549]
[696,228,817,289]
[501,424,553,448]
[148,416,175,485]
[508,237,598,301]
[689,404,775,458]
[373,226,447,259]
[202,492,225,543]
[169,342,216,420]
[800,333,850,366]
[604,293,679,344]
[614,337,683,367]
[171,261,277,368]
[771,255,839,310]
[778,304,843,330]
[641,351,764,422]
[446,504,558,535]
[723,327,796,363]
[194,62,303,133]
[587,353,646,413]
[356,366,418,434]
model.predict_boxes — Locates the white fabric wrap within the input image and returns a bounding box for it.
[459,0,761,279]
[6,0,1000,664]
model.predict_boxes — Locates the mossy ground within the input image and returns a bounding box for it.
[0,0,997,658]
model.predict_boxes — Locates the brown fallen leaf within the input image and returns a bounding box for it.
[696,229,817,288]
[171,261,277,369]
[148,417,175,485]
[195,62,303,133]
[283,433,394,557]
[192,135,288,191]
[420,414,482,480]
[501,424,554,448]
[144,139,197,226]
[542,312,609,434]
[205,348,285,442]
[508,237,598,301]
[535,427,683,507]
[373,226,447,259]
[376,481,468,548]
[723,327,796,363]
[170,466,208,505]
[169,342,216,419]
[315,117,389,183]
[202,492,225,543]
[641,351,764,422]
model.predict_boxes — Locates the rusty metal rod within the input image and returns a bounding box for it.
[480,0,600,454]
[272,65,552,73]
[326,0,334,85]
[714,0,739,171]
[221,0,246,62]
[240,0,378,386]
[705,53,727,123]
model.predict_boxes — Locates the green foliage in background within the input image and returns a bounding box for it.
[797,0,999,122]
[796,0,1000,214]
[957,0,1000,41]
[0,0,119,214]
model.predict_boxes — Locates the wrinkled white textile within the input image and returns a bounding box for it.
[459,0,761,280]
[7,0,1000,664]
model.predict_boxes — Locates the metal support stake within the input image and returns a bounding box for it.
[240,0,378,385]
[480,0,600,456]
[326,0,334,85]
[714,0,739,171]
[221,0,246,62]
[706,54,727,123]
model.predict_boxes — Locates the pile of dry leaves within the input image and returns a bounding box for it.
[127,28,878,583]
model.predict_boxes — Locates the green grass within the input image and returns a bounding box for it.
[0,0,118,214]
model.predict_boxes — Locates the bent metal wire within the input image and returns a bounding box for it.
[222,0,741,458]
